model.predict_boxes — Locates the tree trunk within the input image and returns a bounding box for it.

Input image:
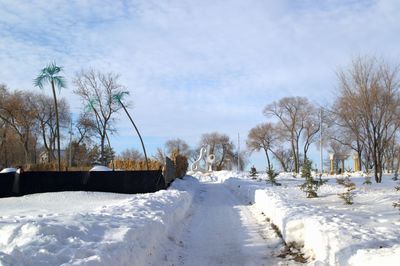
[295,138,300,173]
[218,148,226,170]
[291,139,298,174]
[40,122,51,163]
[357,149,362,172]
[100,134,106,165]
[120,101,149,170]
[23,138,29,165]
[51,80,61,171]
[264,148,271,172]
[270,149,287,172]
[105,131,114,170]
[376,148,383,183]
[372,145,379,183]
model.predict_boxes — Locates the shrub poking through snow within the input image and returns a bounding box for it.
[277,242,308,263]
[317,173,328,186]
[249,165,258,179]
[363,175,372,185]
[393,184,400,212]
[337,177,356,205]
[267,165,281,186]
[392,172,398,181]
[300,159,320,198]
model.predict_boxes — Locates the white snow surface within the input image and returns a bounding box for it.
[1,170,399,266]
[149,179,288,266]
[208,171,400,266]
[89,165,112,172]
[0,168,16,173]
[0,177,198,265]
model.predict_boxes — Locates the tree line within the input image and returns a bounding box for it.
[246,56,400,183]
[1,56,399,182]
[0,65,148,170]
[0,64,245,171]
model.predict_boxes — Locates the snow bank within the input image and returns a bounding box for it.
[219,171,400,266]
[0,176,199,265]
[89,165,112,171]
[0,168,16,173]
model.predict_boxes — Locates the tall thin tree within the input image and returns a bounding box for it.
[34,62,66,171]
[113,91,149,170]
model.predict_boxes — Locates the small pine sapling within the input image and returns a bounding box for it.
[363,175,372,185]
[249,165,258,179]
[392,171,398,181]
[317,173,328,186]
[393,184,400,212]
[337,177,356,205]
[267,165,281,186]
[300,159,320,198]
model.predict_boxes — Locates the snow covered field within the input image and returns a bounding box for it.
[0,178,197,265]
[1,171,399,265]
[214,171,400,265]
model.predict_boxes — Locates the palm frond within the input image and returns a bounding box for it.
[33,74,50,89]
[85,98,99,112]
[34,62,66,90]
[112,91,130,103]
[53,76,67,89]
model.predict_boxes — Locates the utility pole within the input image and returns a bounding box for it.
[320,108,323,174]
[237,133,240,172]
[69,117,73,168]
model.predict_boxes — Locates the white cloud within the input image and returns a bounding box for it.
[0,0,400,168]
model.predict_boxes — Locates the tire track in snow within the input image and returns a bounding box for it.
[155,182,291,266]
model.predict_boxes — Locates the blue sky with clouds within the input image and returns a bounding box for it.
[1,0,400,170]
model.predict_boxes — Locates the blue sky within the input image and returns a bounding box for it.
[1,0,400,170]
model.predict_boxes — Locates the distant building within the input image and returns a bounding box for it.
[39,150,67,164]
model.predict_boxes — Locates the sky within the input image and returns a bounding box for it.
[1,0,400,171]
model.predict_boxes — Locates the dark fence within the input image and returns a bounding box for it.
[86,170,165,194]
[0,170,167,198]
[0,172,15,197]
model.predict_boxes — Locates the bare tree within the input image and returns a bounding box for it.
[199,132,235,170]
[336,56,400,182]
[118,148,143,161]
[32,94,70,162]
[165,138,190,157]
[330,94,366,172]
[75,111,96,146]
[270,148,293,172]
[302,111,320,162]
[263,96,312,173]
[73,70,124,165]
[0,90,38,164]
[247,123,277,171]
[152,147,166,165]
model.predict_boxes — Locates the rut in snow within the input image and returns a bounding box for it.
[155,182,290,266]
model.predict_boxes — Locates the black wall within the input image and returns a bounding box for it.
[0,170,167,198]
[0,172,15,197]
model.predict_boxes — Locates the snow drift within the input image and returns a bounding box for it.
[217,171,400,266]
[0,176,198,265]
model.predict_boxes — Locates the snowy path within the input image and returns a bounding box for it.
[158,182,285,266]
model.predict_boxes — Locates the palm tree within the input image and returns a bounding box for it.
[34,62,66,171]
[113,91,149,170]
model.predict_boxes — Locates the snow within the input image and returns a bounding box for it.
[149,181,287,266]
[1,170,399,265]
[0,177,198,265]
[89,166,112,171]
[0,168,16,173]
[217,171,400,265]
